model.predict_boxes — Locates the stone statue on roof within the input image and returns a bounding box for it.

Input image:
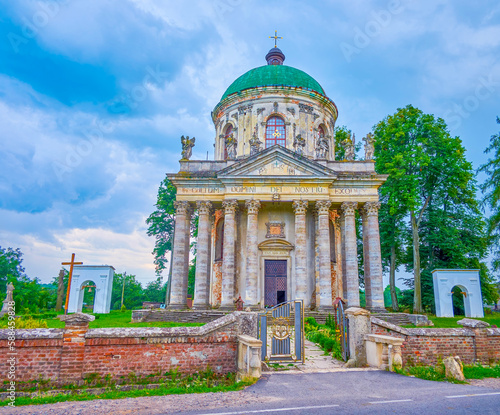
[363,133,375,160]
[181,135,195,160]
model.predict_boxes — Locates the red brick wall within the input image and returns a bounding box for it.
[371,318,500,366]
[0,312,254,385]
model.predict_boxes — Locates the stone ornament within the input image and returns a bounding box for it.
[0,282,14,317]
[341,201,358,216]
[225,132,237,159]
[293,134,306,155]
[174,200,190,215]
[58,312,96,324]
[342,134,355,161]
[180,135,195,160]
[315,133,330,159]
[315,200,332,215]
[273,101,279,113]
[299,103,313,114]
[257,107,265,115]
[362,201,381,217]
[265,222,286,238]
[245,199,261,215]
[196,201,212,216]
[363,133,375,160]
[292,200,308,215]
[222,199,238,214]
[287,107,295,116]
[249,126,263,155]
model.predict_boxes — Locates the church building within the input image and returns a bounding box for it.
[167,44,387,312]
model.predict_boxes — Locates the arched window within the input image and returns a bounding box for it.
[223,125,233,160]
[318,125,326,138]
[265,116,286,148]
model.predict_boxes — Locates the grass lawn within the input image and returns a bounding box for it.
[3,310,204,329]
[427,314,500,328]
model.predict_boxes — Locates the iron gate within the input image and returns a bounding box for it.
[258,300,304,363]
[334,300,350,361]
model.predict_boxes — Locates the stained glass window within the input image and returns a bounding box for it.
[265,116,286,148]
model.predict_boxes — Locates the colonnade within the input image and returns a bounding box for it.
[168,199,385,312]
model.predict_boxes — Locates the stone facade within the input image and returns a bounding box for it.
[167,48,388,311]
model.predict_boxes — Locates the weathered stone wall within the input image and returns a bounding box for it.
[371,317,500,365]
[0,312,257,385]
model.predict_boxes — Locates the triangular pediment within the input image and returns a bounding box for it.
[217,146,336,178]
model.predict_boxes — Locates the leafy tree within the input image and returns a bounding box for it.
[142,276,167,303]
[374,105,483,313]
[110,273,144,310]
[0,247,55,313]
[146,176,177,275]
[479,117,500,273]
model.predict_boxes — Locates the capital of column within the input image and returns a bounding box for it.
[222,199,238,214]
[315,200,332,215]
[196,200,212,216]
[341,201,358,217]
[174,200,190,215]
[245,199,261,215]
[292,200,308,215]
[362,201,381,217]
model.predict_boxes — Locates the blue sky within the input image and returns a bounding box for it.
[0,0,499,286]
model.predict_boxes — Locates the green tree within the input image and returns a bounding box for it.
[142,276,167,303]
[146,176,177,275]
[479,117,500,273]
[110,273,144,310]
[374,105,481,313]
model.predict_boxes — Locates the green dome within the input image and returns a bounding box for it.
[220,65,326,101]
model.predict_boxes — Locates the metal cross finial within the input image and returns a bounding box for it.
[269,30,283,48]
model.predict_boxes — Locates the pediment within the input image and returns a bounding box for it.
[258,239,294,251]
[217,146,335,178]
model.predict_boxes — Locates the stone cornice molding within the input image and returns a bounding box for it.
[315,200,332,215]
[362,201,381,217]
[222,199,239,214]
[245,199,261,215]
[196,201,212,216]
[341,201,358,216]
[292,200,308,215]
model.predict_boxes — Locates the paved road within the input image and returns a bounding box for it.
[174,371,500,415]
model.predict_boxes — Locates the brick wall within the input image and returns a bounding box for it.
[371,317,500,366]
[0,312,256,385]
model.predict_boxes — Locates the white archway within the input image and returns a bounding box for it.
[432,269,484,318]
[67,265,114,314]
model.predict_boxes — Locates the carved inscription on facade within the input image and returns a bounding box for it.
[333,188,368,195]
[179,187,221,194]
[256,161,300,176]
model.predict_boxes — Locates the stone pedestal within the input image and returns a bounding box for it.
[57,313,95,383]
[245,200,260,307]
[293,200,308,307]
[345,307,370,367]
[221,200,238,310]
[316,200,333,311]
[342,202,360,307]
[169,201,191,309]
[193,201,212,309]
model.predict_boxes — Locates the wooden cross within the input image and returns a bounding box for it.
[62,253,83,315]
[269,30,283,48]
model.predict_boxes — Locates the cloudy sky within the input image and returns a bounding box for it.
[0,0,499,286]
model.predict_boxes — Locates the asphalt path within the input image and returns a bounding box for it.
[172,370,500,415]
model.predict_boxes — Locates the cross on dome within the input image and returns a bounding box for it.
[269,30,283,48]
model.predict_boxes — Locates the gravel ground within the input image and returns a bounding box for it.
[0,389,275,415]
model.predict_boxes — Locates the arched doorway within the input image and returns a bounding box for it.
[451,285,467,316]
[78,280,97,313]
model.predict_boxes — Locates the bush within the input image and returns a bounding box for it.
[0,316,48,329]
[120,304,127,312]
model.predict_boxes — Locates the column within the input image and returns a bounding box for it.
[340,211,347,300]
[362,202,385,311]
[293,200,308,307]
[169,201,191,309]
[193,201,212,309]
[362,207,372,308]
[245,199,260,307]
[221,199,238,309]
[341,201,360,307]
[316,200,333,311]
